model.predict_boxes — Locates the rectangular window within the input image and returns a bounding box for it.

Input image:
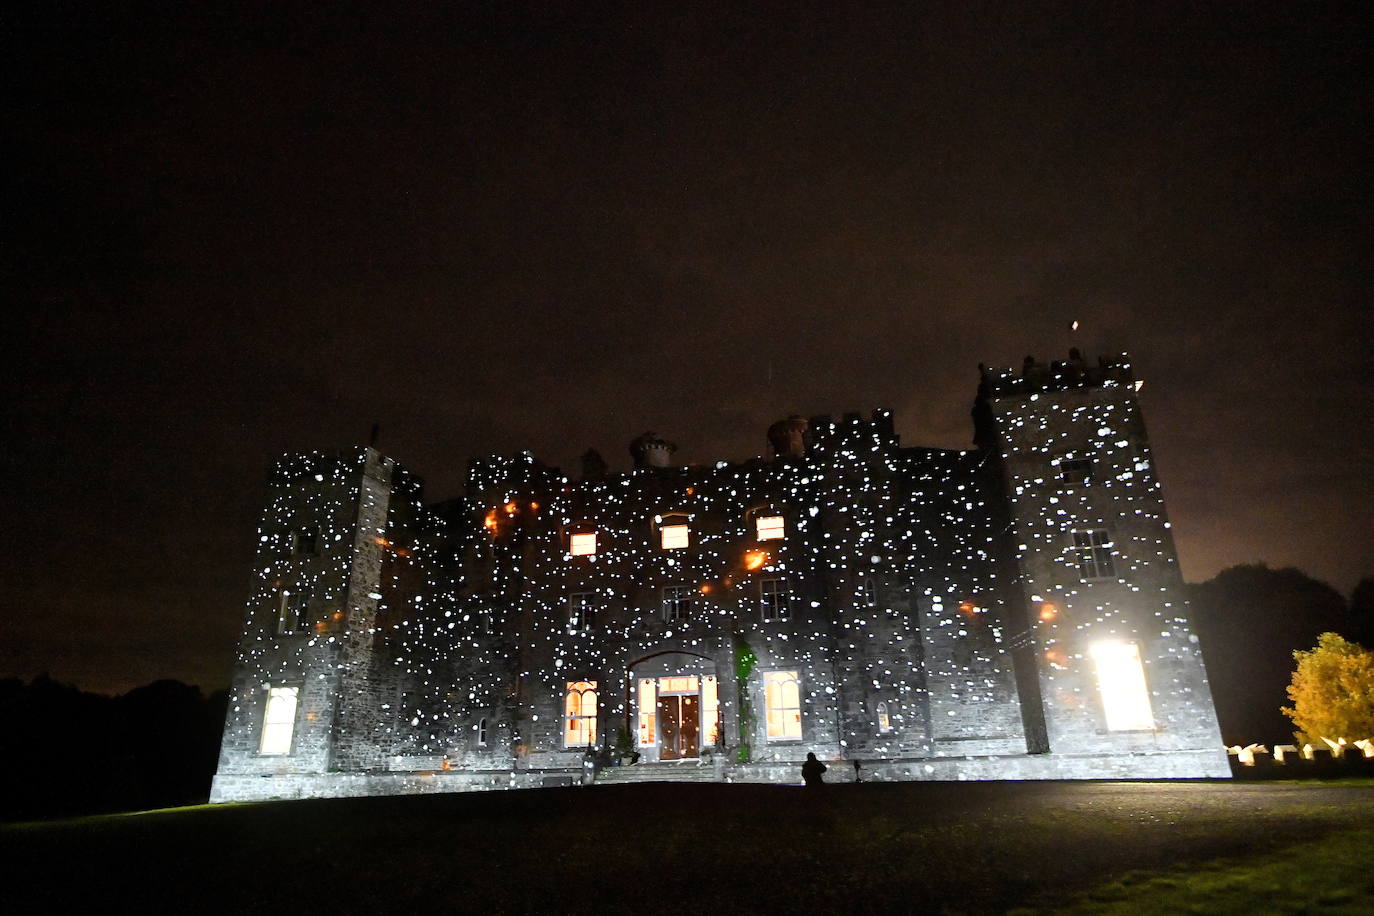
[1060,458,1093,485]
[1073,529,1116,580]
[569,532,598,556]
[662,585,698,622]
[276,589,301,635]
[259,686,299,755]
[660,524,690,550]
[564,681,598,747]
[760,578,791,621]
[1089,641,1155,731]
[568,593,596,633]
[291,527,318,556]
[702,675,720,746]
[756,515,786,540]
[637,678,657,747]
[763,670,802,741]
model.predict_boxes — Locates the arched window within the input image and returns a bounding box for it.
[876,700,892,734]
[477,716,488,747]
[763,671,802,741]
[564,681,598,747]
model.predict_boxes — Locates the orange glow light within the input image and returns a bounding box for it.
[1039,602,1059,621]
[504,501,518,514]
[958,600,979,617]
[744,550,768,571]
[483,509,499,531]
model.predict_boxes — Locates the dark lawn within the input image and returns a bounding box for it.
[4,780,1372,914]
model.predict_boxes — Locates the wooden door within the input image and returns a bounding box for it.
[659,695,681,760]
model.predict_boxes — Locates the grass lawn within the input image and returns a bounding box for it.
[1021,826,1374,914]
[4,780,1371,914]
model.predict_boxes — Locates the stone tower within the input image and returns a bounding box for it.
[210,448,406,799]
[977,353,1228,777]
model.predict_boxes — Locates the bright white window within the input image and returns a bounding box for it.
[876,700,892,734]
[1089,641,1155,731]
[764,670,802,741]
[637,678,657,747]
[756,515,786,540]
[661,524,690,550]
[259,686,299,755]
[1073,529,1116,580]
[761,578,791,621]
[564,681,598,746]
[477,716,488,747]
[569,532,598,556]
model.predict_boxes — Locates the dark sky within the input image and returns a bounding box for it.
[7,3,1371,695]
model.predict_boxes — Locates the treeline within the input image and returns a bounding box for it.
[0,677,226,821]
[1189,566,1373,746]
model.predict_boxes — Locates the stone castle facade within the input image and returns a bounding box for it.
[210,352,1228,802]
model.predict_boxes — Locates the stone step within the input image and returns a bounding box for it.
[594,762,722,784]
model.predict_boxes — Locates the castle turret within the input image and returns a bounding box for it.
[978,352,1228,777]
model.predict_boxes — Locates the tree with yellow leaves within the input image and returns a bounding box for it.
[1281,632,1374,745]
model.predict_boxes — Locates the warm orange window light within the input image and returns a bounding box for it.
[661,524,689,550]
[569,532,597,556]
[1039,602,1059,621]
[756,515,785,540]
[564,681,598,746]
[744,550,768,571]
[764,670,802,740]
[637,679,657,747]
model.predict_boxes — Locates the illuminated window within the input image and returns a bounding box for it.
[702,675,720,746]
[477,716,488,747]
[637,679,657,747]
[569,532,598,556]
[756,515,786,540]
[259,686,299,755]
[661,524,690,550]
[1072,529,1116,580]
[876,700,892,734]
[663,585,698,622]
[564,681,598,747]
[568,593,596,633]
[291,526,318,556]
[764,671,802,741]
[1061,458,1093,485]
[1089,641,1155,731]
[761,578,791,621]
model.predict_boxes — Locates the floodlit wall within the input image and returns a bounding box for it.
[213,354,1231,803]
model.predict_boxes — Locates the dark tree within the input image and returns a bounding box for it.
[1188,565,1352,745]
[0,677,225,821]
[1350,577,1374,648]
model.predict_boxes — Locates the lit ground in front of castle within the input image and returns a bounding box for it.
[7,781,1372,913]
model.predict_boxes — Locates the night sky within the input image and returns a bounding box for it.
[8,3,1371,695]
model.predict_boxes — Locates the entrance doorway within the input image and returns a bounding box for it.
[659,694,699,760]
[631,660,720,763]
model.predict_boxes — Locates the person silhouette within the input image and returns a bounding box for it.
[801,751,827,787]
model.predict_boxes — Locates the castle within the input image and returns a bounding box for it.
[210,352,1228,802]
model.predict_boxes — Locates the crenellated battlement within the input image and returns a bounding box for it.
[978,350,1136,401]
